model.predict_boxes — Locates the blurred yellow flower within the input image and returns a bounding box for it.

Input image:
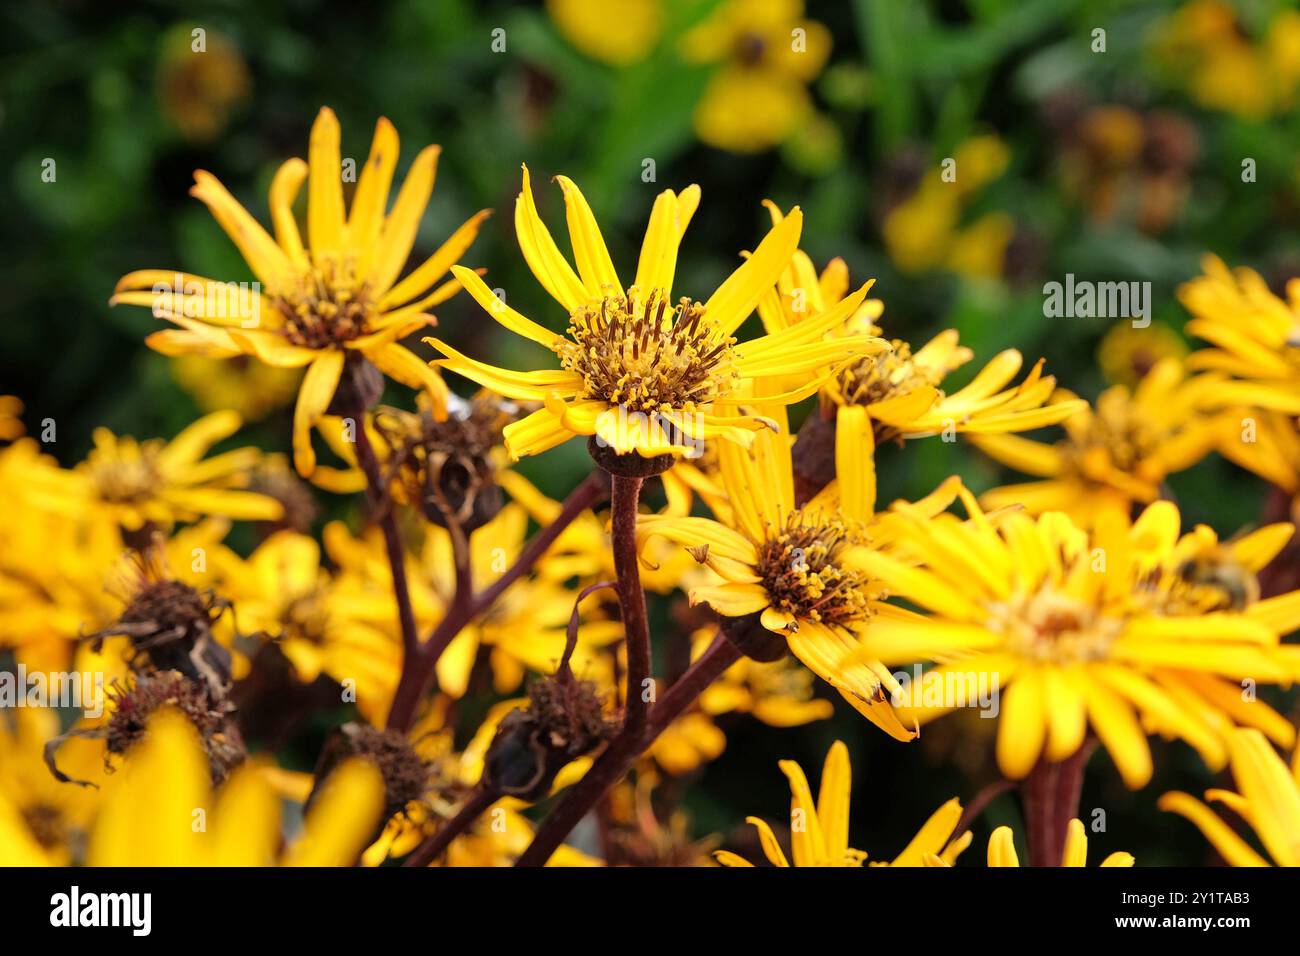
[87,708,384,866]
[854,498,1300,789]
[1097,321,1188,387]
[882,136,1011,277]
[971,358,1220,528]
[156,26,251,143]
[682,0,831,153]
[1153,1,1300,119]
[171,354,302,422]
[547,0,663,66]
[20,410,281,532]
[0,709,105,865]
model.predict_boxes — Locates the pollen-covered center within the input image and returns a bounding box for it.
[838,340,942,408]
[282,590,330,645]
[274,259,374,349]
[89,443,163,504]
[558,291,737,413]
[1062,404,1161,485]
[989,588,1121,664]
[755,515,874,627]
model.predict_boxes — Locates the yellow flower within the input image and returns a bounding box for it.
[217,526,403,724]
[430,168,887,459]
[639,405,966,741]
[87,707,384,866]
[547,0,663,66]
[882,136,1011,276]
[404,503,622,698]
[647,711,727,776]
[1152,1,1300,119]
[971,358,1220,528]
[693,627,834,727]
[1160,727,1300,866]
[1181,255,1300,415]
[171,354,302,422]
[0,709,105,865]
[853,498,1300,789]
[714,740,971,867]
[156,26,250,143]
[984,819,1134,868]
[113,108,490,476]
[757,206,1080,487]
[1097,321,1189,387]
[681,0,831,153]
[19,409,281,532]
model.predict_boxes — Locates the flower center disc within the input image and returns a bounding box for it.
[276,260,373,348]
[756,516,873,627]
[560,291,736,414]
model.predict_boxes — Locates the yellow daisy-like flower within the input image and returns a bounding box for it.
[170,354,302,423]
[1097,321,1189,388]
[0,709,105,865]
[970,358,1220,528]
[113,108,490,476]
[430,168,888,459]
[681,0,831,153]
[404,502,622,698]
[639,405,963,741]
[757,204,1083,465]
[881,136,1012,277]
[1160,727,1300,867]
[853,497,1300,789]
[546,0,663,66]
[21,410,281,531]
[1181,254,1300,415]
[217,526,403,724]
[714,741,971,867]
[87,707,384,866]
[983,819,1134,868]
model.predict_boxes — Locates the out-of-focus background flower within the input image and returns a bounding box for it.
[5,0,1300,865]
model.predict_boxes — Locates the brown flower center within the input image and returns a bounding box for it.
[990,589,1120,664]
[755,515,873,627]
[839,341,942,411]
[559,291,737,414]
[275,260,373,348]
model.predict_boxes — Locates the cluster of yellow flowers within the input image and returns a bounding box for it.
[4,108,1300,868]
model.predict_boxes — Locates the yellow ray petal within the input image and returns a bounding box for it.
[307,107,346,259]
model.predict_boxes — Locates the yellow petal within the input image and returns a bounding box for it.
[293,350,345,476]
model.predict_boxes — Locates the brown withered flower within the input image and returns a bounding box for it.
[373,390,521,532]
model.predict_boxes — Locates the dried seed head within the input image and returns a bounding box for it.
[338,723,433,821]
[106,671,244,783]
[375,393,515,531]
[482,673,617,800]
